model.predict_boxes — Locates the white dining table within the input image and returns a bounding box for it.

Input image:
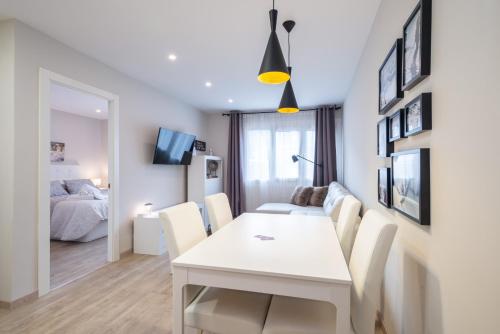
[171,212,352,334]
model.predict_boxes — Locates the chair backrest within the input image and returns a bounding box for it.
[335,195,362,263]
[205,193,233,232]
[159,202,207,260]
[349,210,397,334]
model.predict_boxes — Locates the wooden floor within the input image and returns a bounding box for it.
[0,252,385,334]
[0,253,172,334]
[50,237,108,290]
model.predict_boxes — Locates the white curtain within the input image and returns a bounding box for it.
[242,111,316,211]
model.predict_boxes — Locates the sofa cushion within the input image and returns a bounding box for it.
[323,182,351,221]
[291,186,313,207]
[256,203,304,214]
[308,186,329,207]
[289,207,326,216]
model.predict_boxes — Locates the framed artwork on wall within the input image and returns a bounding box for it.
[404,93,432,136]
[377,118,394,157]
[388,109,405,142]
[378,168,391,208]
[402,0,432,91]
[379,39,404,115]
[50,142,65,163]
[391,148,430,225]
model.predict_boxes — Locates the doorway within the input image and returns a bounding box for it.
[38,69,120,296]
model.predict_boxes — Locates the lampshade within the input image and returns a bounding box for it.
[258,9,290,85]
[278,67,299,113]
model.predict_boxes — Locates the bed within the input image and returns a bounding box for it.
[50,165,108,242]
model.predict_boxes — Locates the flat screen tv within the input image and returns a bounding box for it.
[152,128,196,165]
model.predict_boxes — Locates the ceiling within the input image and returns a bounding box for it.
[0,0,381,113]
[51,83,109,120]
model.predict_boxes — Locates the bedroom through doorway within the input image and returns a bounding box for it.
[49,83,110,290]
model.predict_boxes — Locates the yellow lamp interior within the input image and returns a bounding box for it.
[258,71,290,85]
[277,107,300,113]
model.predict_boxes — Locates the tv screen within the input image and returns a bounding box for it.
[152,128,196,165]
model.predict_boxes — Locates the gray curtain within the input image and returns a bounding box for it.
[313,106,337,186]
[227,113,246,216]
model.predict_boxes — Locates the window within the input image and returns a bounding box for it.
[245,130,271,181]
[275,131,300,179]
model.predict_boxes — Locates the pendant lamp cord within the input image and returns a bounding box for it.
[273,0,275,10]
[287,33,291,66]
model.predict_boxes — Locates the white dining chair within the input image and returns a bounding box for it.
[335,195,362,263]
[262,209,397,334]
[159,202,271,334]
[205,192,233,232]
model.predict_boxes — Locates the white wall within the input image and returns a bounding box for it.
[0,20,14,304]
[206,114,229,192]
[2,19,207,302]
[51,110,108,183]
[343,0,500,333]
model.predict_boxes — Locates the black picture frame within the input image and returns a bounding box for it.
[378,168,392,208]
[404,93,432,136]
[377,118,394,157]
[402,0,432,91]
[194,140,207,152]
[379,39,404,115]
[388,109,406,142]
[391,148,430,225]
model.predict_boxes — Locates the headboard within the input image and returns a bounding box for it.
[50,164,85,181]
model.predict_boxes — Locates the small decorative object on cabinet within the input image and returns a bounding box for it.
[377,117,394,157]
[379,39,403,115]
[402,0,432,91]
[388,109,406,142]
[134,210,168,255]
[391,148,430,225]
[404,93,432,136]
[378,168,392,208]
[188,155,224,230]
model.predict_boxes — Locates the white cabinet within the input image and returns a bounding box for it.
[133,212,167,255]
[188,155,223,229]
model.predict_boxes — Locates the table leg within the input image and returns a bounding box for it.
[172,266,187,334]
[334,286,351,334]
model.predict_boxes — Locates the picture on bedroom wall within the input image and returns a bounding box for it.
[404,93,432,136]
[50,142,65,163]
[402,0,432,90]
[379,39,403,115]
[388,109,405,142]
[391,148,430,225]
[377,118,394,157]
[378,168,391,208]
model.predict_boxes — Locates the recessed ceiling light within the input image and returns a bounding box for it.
[228,99,234,103]
[96,109,102,113]
[205,81,212,88]
[168,53,177,61]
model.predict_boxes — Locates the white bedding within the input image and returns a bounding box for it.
[50,194,108,241]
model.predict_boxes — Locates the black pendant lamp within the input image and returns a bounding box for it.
[278,20,299,113]
[258,0,290,85]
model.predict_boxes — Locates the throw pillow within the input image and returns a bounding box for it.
[293,186,314,207]
[50,181,69,197]
[308,186,329,207]
[64,179,94,194]
[290,186,304,204]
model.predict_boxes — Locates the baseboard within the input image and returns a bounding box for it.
[120,248,133,257]
[0,291,38,310]
[376,311,388,334]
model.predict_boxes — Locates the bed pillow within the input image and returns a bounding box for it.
[50,181,69,197]
[291,186,314,207]
[64,179,94,194]
[79,184,106,200]
[308,186,329,207]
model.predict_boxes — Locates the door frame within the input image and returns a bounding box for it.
[38,68,120,296]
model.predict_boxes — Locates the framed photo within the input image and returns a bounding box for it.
[50,142,65,162]
[388,109,405,142]
[379,39,403,115]
[377,118,394,157]
[378,168,391,208]
[404,93,432,136]
[194,140,206,152]
[402,0,432,91]
[391,149,430,225]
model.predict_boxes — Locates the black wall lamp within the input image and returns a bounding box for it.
[291,154,323,167]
